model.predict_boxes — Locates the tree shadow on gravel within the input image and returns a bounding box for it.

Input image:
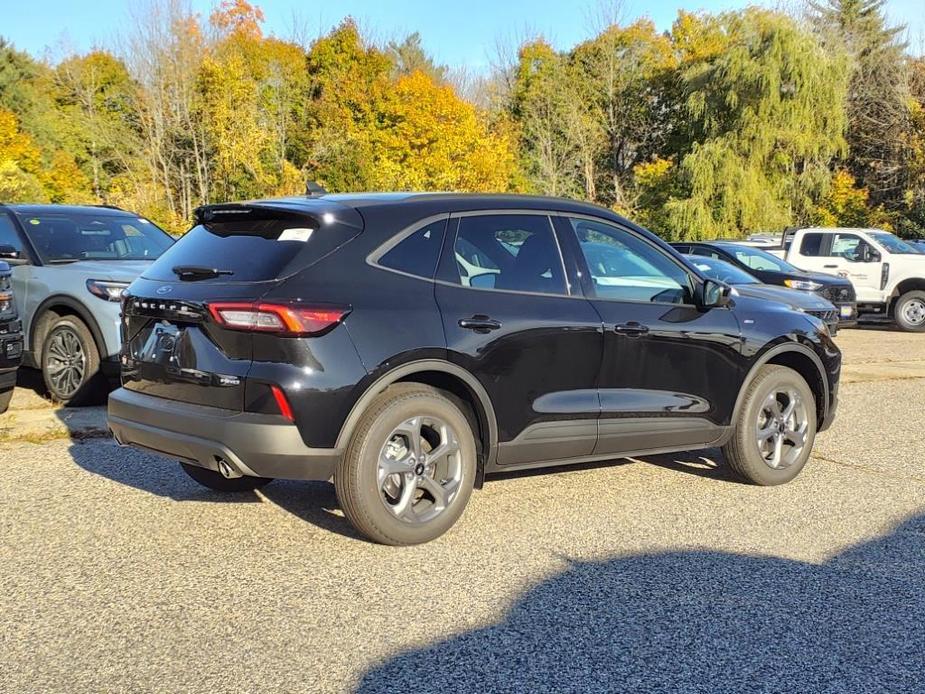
[357,512,925,693]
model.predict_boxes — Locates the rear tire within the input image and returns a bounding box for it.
[335,383,477,545]
[722,365,816,486]
[179,463,273,492]
[893,290,925,332]
[41,315,106,406]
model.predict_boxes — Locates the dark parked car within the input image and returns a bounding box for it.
[108,193,841,545]
[682,255,841,334]
[671,241,857,327]
[0,261,23,414]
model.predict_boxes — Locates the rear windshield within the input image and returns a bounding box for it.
[16,211,173,263]
[142,205,364,283]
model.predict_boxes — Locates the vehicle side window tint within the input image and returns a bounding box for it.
[732,250,777,270]
[378,220,446,279]
[799,233,824,256]
[830,233,863,260]
[673,245,691,254]
[452,215,567,295]
[0,214,24,254]
[567,218,693,305]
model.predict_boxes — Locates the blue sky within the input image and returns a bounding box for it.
[5,0,924,69]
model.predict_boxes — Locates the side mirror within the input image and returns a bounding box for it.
[0,245,19,260]
[701,279,732,308]
[860,244,880,263]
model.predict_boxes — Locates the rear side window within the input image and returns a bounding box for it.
[450,214,567,295]
[143,205,364,283]
[377,220,446,279]
[800,233,824,256]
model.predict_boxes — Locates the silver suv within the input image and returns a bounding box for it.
[0,205,174,404]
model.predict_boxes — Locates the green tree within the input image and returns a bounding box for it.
[662,9,849,239]
[808,0,910,204]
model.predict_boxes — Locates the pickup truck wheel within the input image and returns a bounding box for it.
[335,383,477,545]
[41,315,106,406]
[893,290,925,332]
[179,463,273,492]
[0,388,12,415]
[722,365,816,486]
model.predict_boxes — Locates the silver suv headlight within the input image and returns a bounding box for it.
[86,279,130,302]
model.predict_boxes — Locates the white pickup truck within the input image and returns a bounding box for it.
[756,227,925,332]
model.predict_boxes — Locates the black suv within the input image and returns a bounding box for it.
[108,194,841,545]
[671,241,857,327]
[0,261,23,414]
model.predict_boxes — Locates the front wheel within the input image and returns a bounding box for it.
[335,383,477,545]
[722,365,817,486]
[41,315,106,405]
[893,290,925,332]
[0,388,12,415]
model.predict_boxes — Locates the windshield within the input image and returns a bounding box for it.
[17,211,173,263]
[689,256,760,285]
[717,243,800,272]
[870,232,922,254]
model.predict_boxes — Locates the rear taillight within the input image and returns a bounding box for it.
[207,302,350,336]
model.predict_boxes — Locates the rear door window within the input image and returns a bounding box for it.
[449,214,567,295]
[143,205,364,283]
[799,233,825,256]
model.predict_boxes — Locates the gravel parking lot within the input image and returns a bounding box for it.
[1,328,923,693]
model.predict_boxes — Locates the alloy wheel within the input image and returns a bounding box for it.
[755,388,809,470]
[377,415,463,524]
[45,328,86,399]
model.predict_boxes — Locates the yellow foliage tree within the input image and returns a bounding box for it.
[370,71,517,191]
[0,108,47,201]
[814,169,891,229]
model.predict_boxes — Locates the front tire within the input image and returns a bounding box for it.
[335,383,477,545]
[0,388,12,415]
[722,365,817,486]
[180,463,273,492]
[41,315,106,406]
[893,290,925,332]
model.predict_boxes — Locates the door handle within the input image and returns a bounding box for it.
[458,315,502,332]
[823,264,838,269]
[613,322,649,336]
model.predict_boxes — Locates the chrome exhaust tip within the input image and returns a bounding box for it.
[216,458,242,479]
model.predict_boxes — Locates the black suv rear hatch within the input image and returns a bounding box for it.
[121,200,363,410]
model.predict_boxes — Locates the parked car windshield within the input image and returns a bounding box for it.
[688,256,760,285]
[716,243,801,273]
[869,231,922,254]
[16,211,173,263]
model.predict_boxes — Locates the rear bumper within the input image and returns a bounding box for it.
[107,387,341,481]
